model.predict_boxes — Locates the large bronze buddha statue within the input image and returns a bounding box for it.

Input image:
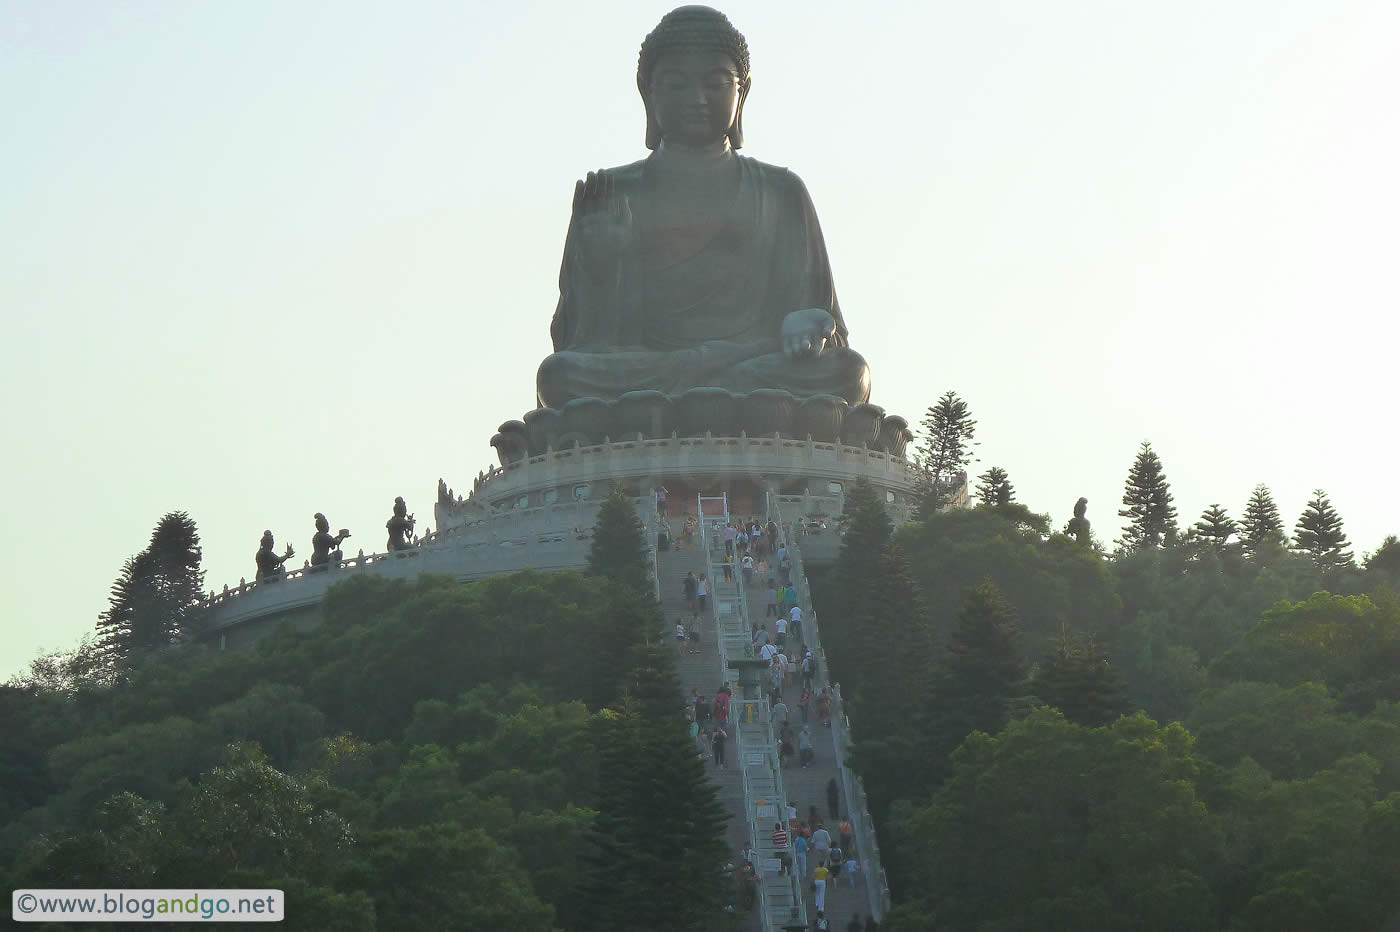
[535,5,872,410]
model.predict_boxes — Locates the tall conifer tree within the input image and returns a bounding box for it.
[847,542,937,732]
[915,390,978,515]
[1193,504,1237,553]
[95,512,205,666]
[587,485,652,594]
[575,646,727,931]
[976,466,1015,507]
[1116,441,1178,552]
[1029,627,1133,727]
[1239,484,1287,558]
[1294,489,1354,573]
[926,582,1026,763]
[824,476,895,682]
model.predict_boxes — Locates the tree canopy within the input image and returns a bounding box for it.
[3,570,733,929]
[1116,441,1179,552]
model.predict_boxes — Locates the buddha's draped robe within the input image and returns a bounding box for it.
[537,153,871,408]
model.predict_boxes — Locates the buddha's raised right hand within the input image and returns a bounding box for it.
[572,169,634,270]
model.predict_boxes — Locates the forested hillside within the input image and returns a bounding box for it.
[811,476,1400,931]
[3,534,733,931]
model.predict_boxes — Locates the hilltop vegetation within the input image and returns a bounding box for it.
[5,532,734,932]
[812,476,1400,932]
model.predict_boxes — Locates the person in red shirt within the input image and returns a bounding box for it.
[713,687,730,724]
[771,822,790,875]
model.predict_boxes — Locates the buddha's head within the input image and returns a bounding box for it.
[260,530,274,550]
[637,6,751,151]
[393,496,408,518]
[314,513,330,533]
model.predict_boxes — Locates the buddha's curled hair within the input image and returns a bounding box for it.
[637,6,751,150]
[637,5,751,88]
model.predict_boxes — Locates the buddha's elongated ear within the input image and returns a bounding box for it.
[728,76,752,150]
[643,93,662,151]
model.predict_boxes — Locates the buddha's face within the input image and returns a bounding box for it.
[647,49,744,149]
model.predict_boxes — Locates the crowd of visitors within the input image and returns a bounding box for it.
[673,507,876,929]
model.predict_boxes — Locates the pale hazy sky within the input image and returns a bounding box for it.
[3,1,1397,678]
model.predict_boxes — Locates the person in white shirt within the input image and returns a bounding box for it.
[760,641,779,664]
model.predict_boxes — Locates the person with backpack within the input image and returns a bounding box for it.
[810,822,831,867]
[711,725,728,769]
[683,572,698,615]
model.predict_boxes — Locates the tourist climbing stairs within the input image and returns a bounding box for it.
[747,496,893,928]
[654,540,752,863]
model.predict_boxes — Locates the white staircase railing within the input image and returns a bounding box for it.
[700,502,806,932]
[767,493,892,922]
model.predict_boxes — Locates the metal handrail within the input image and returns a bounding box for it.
[647,490,661,601]
[700,501,805,932]
[767,493,892,921]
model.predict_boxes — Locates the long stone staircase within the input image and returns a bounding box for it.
[740,558,869,930]
[656,545,751,859]
[656,496,888,931]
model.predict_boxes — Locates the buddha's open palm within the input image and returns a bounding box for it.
[573,169,634,267]
[781,308,836,360]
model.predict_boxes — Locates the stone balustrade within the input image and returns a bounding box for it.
[202,497,658,643]
[441,432,921,525]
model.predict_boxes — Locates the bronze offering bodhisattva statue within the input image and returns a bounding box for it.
[310,514,351,567]
[386,497,416,551]
[255,531,294,581]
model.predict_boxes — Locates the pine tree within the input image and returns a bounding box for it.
[576,647,728,931]
[824,476,895,682]
[1365,535,1400,590]
[1029,627,1133,727]
[1294,489,1354,573]
[976,466,1015,507]
[836,476,893,585]
[587,484,651,594]
[96,512,205,666]
[915,390,978,515]
[847,542,937,734]
[926,582,1026,762]
[1116,441,1178,552]
[1239,484,1287,558]
[1193,504,1237,553]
